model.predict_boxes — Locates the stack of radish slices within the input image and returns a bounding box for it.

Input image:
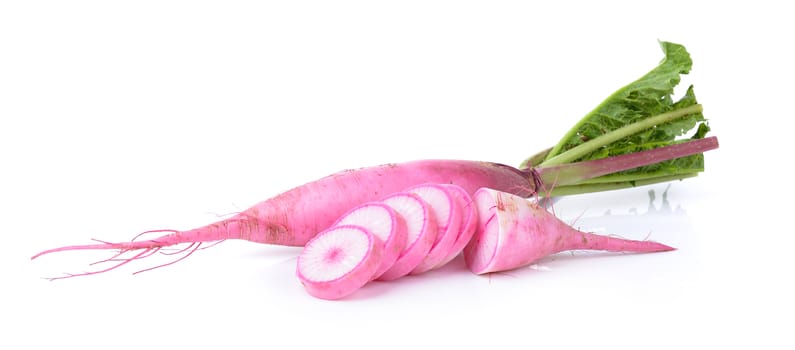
[296,185,674,300]
[296,184,477,300]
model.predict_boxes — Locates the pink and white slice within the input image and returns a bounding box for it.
[332,202,407,280]
[296,225,383,300]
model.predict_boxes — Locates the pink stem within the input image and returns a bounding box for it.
[537,136,719,186]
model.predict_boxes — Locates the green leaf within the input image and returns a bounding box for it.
[543,41,707,164]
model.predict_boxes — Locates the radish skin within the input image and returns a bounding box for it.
[464,188,675,275]
[296,225,383,300]
[433,184,478,269]
[406,184,462,275]
[377,193,438,281]
[332,202,407,280]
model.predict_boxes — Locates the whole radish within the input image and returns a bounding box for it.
[464,188,674,275]
[30,41,721,279]
[296,225,383,300]
[32,137,715,279]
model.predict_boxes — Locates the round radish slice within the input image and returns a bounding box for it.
[377,193,438,281]
[433,184,478,269]
[296,225,383,300]
[406,184,462,275]
[333,202,408,280]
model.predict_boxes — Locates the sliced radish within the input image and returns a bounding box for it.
[433,184,478,269]
[463,189,504,274]
[377,193,438,281]
[296,225,383,300]
[406,184,462,275]
[333,202,407,280]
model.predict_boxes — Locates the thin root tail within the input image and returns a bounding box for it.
[30,230,181,260]
[31,230,215,280]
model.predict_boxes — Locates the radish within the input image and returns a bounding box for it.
[30,138,713,279]
[332,202,407,279]
[31,41,719,279]
[404,184,462,275]
[464,188,675,275]
[377,193,438,281]
[296,225,383,300]
[433,184,478,269]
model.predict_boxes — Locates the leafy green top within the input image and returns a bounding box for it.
[519,41,716,196]
[542,41,708,167]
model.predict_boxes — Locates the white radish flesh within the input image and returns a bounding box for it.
[296,225,383,300]
[333,202,407,280]
[377,193,438,281]
[407,184,463,275]
[433,184,478,269]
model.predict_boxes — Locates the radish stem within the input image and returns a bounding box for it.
[539,104,704,167]
[535,136,718,187]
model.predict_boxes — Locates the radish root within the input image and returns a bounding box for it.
[37,229,221,280]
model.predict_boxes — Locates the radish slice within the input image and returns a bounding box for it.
[333,202,408,280]
[406,184,462,275]
[296,225,383,300]
[377,193,438,281]
[433,184,478,269]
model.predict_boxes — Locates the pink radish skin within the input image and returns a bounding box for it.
[296,225,383,300]
[332,202,407,280]
[31,160,534,278]
[377,193,438,281]
[406,184,462,275]
[464,188,675,275]
[433,184,478,269]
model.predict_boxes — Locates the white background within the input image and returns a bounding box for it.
[2,1,792,349]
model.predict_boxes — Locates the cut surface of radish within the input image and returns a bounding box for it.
[296,225,383,300]
[377,192,438,281]
[433,184,478,269]
[333,202,407,279]
[406,184,462,274]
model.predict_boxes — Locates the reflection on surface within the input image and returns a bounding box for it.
[523,185,694,272]
[563,184,691,236]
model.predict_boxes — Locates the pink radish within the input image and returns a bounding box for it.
[405,184,462,275]
[296,225,383,300]
[433,184,478,269]
[377,193,438,281]
[31,134,716,278]
[332,202,407,280]
[464,188,675,275]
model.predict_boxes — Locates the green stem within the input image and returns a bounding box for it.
[539,104,703,167]
[544,173,699,197]
[576,168,700,184]
[519,147,551,170]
